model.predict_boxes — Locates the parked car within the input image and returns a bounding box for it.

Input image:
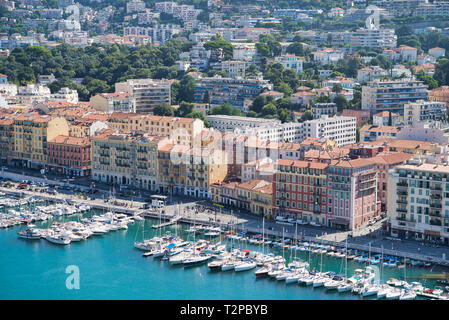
[17,183,28,190]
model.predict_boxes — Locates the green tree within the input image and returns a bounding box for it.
[178,75,196,103]
[153,103,175,116]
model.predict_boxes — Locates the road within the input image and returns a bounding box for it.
[2,170,449,261]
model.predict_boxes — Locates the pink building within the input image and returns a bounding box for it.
[341,109,370,127]
[46,135,91,177]
[327,158,380,230]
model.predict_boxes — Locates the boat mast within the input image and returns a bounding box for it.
[345,238,348,279]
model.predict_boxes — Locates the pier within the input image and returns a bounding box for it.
[151,216,182,229]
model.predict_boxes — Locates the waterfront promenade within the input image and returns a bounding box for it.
[2,182,449,268]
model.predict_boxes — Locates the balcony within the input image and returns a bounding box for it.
[429,211,442,217]
[396,216,407,222]
[397,207,407,213]
[430,203,442,209]
[397,191,408,196]
[397,182,408,187]
[431,194,442,200]
[430,220,442,226]
[396,199,407,204]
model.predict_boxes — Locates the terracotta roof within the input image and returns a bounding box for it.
[371,152,413,165]
[330,158,375,168]
[373,111,399,118]
[49,135,90,146]
[236,179,271,191]
[276,159,328,170]
[360,125,401,134]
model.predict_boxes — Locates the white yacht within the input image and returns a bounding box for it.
[234,260,257,272]
[45,233,71,245]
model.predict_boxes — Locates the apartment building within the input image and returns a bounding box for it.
[221,60,246,78]
[388,161,449,243]
[360,125,401,142]
[238,122,304,143]
[341,109,370,127]
[357,66,388,84]
[303,115,357,147]
[194,76,273,110]
[126,0,146,13]
[206,115,279,132]
[404,100,447,126]
[362,79,429,115]
[350,28,397,49]
[115,79,171,113]
[90,92,136,113]
[327,158,380,230]
[274,54,303,75]
[126,114,204,147]
[311,103,337,119]
[312,48,344,65]
[273,160,329,225]
[92,130,161,191]
[0,116,15,165]
[12,114,69,169]
[429,86,449,105]
[46,135,91,177]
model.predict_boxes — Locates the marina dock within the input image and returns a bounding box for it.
[151,216,181,229]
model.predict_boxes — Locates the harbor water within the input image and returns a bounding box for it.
[0,208,445,300]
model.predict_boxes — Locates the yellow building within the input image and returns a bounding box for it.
[157,142,189,195]
[91,129,161,190]
[107,113,205,147]
[13,113,69,168]
[235,179,273,216]
[184,147,228,198]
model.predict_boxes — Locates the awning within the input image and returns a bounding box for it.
[424,230,440,236]
[329,218,349,225]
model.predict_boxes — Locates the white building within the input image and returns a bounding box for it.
[362,79,429,115]
[221,60,246,78]
[127,0,146,13]
[238,122,304,143]
[274,54,303,75]
[206,115,280,132]
[357,66,388,83]
[312,48,344,65]
[115,79,171,113]
[303,115,357,146]
[429,47,446,59]
[50,87,79,103]
[232,42,257,61]
[311,103,337,119]
[404,100,447,126]
[388,160,449,243]
[350,28,397,49]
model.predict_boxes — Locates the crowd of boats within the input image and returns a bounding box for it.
[0,195,92,229]
[17,211,136,245]
[134,234,449,300]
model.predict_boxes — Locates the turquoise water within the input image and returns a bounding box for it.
[0,210,443,300]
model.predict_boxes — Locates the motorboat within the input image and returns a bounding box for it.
[377,285,393,299]
[324,279,341,290]
[285,272,302,284]
[183,254,212,267]
[221,260,237,272]
[361,284,380,297]
[386,288,401,300]
[45,233,71,245]
[400,290,417,300]
[312,275,327,288]
[234,260,257,272]
[18,228,41,240]
[254,265,271,277]
[208,259,225,270]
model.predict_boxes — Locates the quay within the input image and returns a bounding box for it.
[151,216,182,229]
[2,186,449,268]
